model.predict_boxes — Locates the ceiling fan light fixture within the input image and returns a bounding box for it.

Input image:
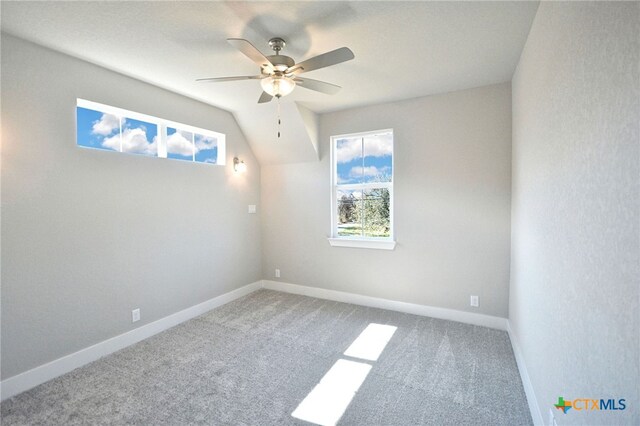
[261,75,296,98]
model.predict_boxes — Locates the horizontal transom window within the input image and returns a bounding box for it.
[76,99,225,165]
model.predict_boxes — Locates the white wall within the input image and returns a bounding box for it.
[510,2,639,424]
[262,83,512,318]
[1,35,262,380]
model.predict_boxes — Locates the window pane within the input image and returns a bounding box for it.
[120,117,157,156]
[363,132,393,183]
[166,128,193,161]
[337,189,363,237]
[363,188,391,238]
[194,133,218,164]
[76,107,120,152]
[336,137,364,184]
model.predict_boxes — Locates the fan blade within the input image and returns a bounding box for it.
[196,75,265,83]
[286,47,354,75]
[227,38,274,72]
[258,91,273,104]
[294,77,341,95]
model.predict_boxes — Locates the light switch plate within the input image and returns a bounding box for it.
[248,205,257,214]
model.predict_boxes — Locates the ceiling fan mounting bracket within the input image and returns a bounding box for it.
[268,37,286,54]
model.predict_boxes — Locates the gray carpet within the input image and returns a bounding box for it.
[1,289,532,425]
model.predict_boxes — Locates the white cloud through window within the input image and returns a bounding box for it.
[165,132,217,157]
[349,166,387,178]
[102,127,156,154]
[336,133,392,163]
[167,131,193,156]
[195,134,217,151]
[91,113,119,136]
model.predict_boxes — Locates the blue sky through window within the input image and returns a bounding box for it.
[195,134,218,164]
[77,107,119,151]
[336,132,393,184]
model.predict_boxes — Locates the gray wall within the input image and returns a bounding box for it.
[510,2,639,425]
[262,83,512,318]
[1,35,261,379]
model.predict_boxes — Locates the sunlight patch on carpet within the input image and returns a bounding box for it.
[344,323,397,361]
[291,323,397,425]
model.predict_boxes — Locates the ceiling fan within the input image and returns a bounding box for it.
[197,37,355,103]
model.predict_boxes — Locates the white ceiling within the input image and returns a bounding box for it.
[1,1,539,164]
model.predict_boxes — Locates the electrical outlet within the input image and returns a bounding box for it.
[248,205,257,214]
[132,308,140,323]
[470,295,479,307]
[275,268,281,278]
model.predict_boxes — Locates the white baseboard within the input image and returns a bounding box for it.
[262,280,508,330]
[507,321,544,425]
[0,281,262,401]
[2,278,533,424]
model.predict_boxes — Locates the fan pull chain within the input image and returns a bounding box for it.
[277,97,281,139]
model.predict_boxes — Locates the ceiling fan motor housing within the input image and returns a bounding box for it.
[266,55,295,72]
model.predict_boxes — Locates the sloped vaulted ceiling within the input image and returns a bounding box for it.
[0,1,539,165]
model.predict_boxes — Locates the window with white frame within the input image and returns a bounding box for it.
[330,129,394,249]
[76,99,225,165]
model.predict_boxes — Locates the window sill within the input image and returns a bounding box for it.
[327,238,396,250]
